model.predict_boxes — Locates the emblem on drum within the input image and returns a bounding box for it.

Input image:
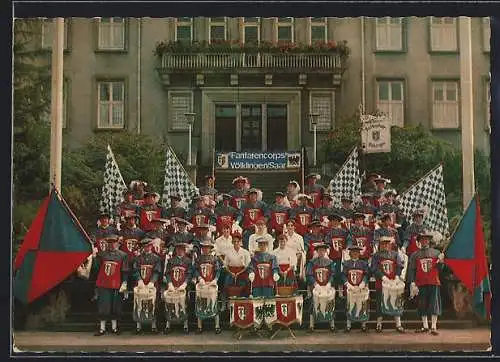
[237,306,246,321]
[420,258,433,273]
[281,303,288,317]
[104,262,116,276]
[348,270,364,285]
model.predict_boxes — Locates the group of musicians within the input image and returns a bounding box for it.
[82,173,445,337]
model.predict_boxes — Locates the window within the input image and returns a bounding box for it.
[41,18,68,49]
[483,17,491,52]
[430,17,457,52]
[310,92,335,131]
[375,17,403,51]
[432,81,459,129]
[97,17,125,50]
[376,80,404,127]
[310,17,327,44]
[169,91,193,130]
[97,81,125,128]
[176,17,193,44]
[277,17,294,43]
[209,17,226,43]
[243,17,260,45]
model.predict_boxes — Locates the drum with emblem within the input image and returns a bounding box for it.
[229,297,266,330]
[273,295,304,328]
[345,269,370,322]
[133,284,157,324]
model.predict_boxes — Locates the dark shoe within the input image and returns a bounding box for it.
[376,325,383,333]
[151,327,158,334]
[94,329,105,336]
[135,328,143,335]
[344,327,351,333]
[196,328,203,334]
[183,326,189,334]
[308,327,315,333]
[215,328,222,334]
[111,328,120,335]
[361,326,368,333]
[415,327,430,333]
[396,326,405,333]
[430,329,439,336]
[164,327,171,335]
[330,326,337,333]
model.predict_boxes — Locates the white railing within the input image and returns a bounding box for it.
[160,52,342,70]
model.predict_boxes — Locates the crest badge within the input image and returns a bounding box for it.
[420,258,433,273]
[140,265,151,280]
[217,154,228,168]
[299,214,310,225]
[195,215,205,226]
[249,209,258,220]
[281,303,288,317]
[146,211,155,222]
[237,306,246,321]
[275,213,285,225]
[172,266,183,282]
[200,263,213,279]
[332,238,342,251]
[257,264,269,279]
[372,131,380,141]
[381,260,393,275]
[104,261,116,276]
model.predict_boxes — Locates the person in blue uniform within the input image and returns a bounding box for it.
[248,238,280,298]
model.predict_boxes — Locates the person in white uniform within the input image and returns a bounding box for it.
[248,218,275,256]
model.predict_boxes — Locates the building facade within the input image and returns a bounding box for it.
[33,17,491,166]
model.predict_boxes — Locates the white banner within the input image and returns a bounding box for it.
[360,114,391,154]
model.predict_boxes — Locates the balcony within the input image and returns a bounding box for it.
[154,40,350,79]
[157,52,344,74]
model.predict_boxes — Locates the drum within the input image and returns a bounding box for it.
[163,288,188,322]
[273,295,303,327]
[133,285,157,324]
[346,285,370,322]
[381,278,405,316]
[229,297,266,329]
[312,285,336,322]
[195,283,219,320]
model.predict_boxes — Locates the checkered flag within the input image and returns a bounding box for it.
[161,146,199,208]
[397,164,450,236]
[327,147,362,207]
[99,145,128,215]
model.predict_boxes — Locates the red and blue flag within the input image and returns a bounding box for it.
[14,187,93,305]
[444,194,491,320]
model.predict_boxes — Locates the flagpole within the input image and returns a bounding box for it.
[49,18,65,191]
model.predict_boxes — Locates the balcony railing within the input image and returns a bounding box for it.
[158,52,344,73]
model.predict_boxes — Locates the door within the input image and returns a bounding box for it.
[241,104,262,151]
[267,104,287,151]
[215,105,236,151]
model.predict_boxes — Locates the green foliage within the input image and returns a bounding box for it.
[320,110,491,259]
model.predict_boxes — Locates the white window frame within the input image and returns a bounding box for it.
[97,81,125,129]
[375,17,403,51]
[432,80,460,129]
[97,17,125,50]
[168,90,194,131]
[208,17,227,43]
[242,17,261,45]
[310,17,328,45]
[41,18,68,49]
[376,80,405,128]
[430,16,457,52]
[309,91,335,131]
[483,17,491,52]
[175,17,193,43]
[275,17,294,43]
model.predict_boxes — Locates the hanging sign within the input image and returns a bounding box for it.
[360,114,392,154]
[215,151,301,170]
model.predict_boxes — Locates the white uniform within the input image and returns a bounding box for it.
[248,233,274,256]
[214,235,232,257]
[286,232,305,254]
[223,247,251,268]
[272,246,298,271]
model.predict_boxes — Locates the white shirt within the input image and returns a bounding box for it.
[214,235,232,256]
[248,233,275,256]
[286,232,305,253]
[223,247,251,268]
[272,246,298,270]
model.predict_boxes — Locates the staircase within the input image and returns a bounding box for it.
[20,278,477,333]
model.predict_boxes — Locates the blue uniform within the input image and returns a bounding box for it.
[248,251,279,298]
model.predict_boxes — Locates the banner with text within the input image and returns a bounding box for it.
[215,151,301,170]
[360,114,392,154]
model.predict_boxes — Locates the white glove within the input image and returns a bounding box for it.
[168,282,174,291]
[326,281,331,288]
[382,276,389,283]
[248,272,255,282]
[313,283,319,289]
[400,247,407,255]
[198,277,206,285]
[359,281,366,289]
[137,279,145,288]
[344,282,353,290]
[147,282,154,288]
[438,253,445,262]
[398,276,405,283]
[410,282,419,298]
[119,282,127,293]
[209,279,217,286]
[179,282,187,290]
[273,273,280,282]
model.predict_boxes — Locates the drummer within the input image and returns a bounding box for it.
[248,238,280,298]
[271,233,298,294]
[223,232,252,298]
[341,245,370,333]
